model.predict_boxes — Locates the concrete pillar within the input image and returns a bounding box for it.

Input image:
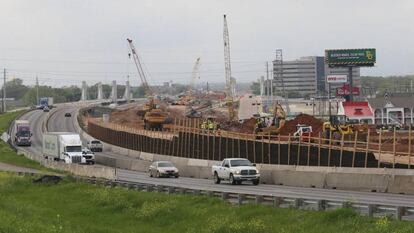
[97,82,103,100]
[81,81,87,101]
[111,80,117,103]
[123,80,131,102]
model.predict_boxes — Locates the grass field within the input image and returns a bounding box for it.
[0,110,47,170]
[0,172,413,233]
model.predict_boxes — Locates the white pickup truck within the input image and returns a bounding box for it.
[212,158,260,185]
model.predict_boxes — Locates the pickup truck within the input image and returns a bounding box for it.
[212,158,260,185]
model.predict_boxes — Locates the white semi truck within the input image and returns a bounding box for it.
[43,132,86,164]
[14,120,32,146]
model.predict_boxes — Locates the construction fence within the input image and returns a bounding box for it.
[87,119,414,169]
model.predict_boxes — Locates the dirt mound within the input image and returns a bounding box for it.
[220,118,257,134]
[279,114,323,136]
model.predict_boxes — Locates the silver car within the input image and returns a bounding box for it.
[148,161,179,178]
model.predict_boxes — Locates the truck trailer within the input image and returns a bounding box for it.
[14,120,32,146]
[42,132,86,164]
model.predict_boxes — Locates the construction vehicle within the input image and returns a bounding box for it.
[127,38,168,130]
[254,102,286,136]
[322,115,353,143]
[200,117,220,131]
[322,115,373,144]
[293,124,313,142]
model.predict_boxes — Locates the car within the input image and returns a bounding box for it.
[212,158,260,185]
[64,112,72,117]
[43,106,50,112]
[148,161,179,178]
[81,148,95,165]
[87,139,103,152]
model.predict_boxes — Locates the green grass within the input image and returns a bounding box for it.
[0,173,413,233]
[0,110,51,171]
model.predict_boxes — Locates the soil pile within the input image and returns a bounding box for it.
[279,114,323,136]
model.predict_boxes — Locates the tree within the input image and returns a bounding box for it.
[4,78,29,100]
[250,81,260,95]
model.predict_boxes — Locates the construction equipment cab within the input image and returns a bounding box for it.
[293,124,312,142]
[322,115,353,142]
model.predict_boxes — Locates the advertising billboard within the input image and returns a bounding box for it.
[336,84,360,96]
[325,48,376,67]
[326,75,347,84]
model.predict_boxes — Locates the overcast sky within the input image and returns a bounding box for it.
[1,0,413,87]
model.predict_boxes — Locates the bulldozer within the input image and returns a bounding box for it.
[254,102,286,137]
[322,115,372,144]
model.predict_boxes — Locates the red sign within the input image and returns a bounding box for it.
[336,84,360,96]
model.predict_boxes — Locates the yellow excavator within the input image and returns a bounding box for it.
[254,102,286,136]
[127,38,169,130]
[322,115,353,143]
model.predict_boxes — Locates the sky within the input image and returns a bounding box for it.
[0,0,413,88]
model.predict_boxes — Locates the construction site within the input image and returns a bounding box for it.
[81,15,414,170]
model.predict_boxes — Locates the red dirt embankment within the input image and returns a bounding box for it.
[279,114,323,136]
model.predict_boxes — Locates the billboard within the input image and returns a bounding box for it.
[326,75,347,84]
[325,48,376,67]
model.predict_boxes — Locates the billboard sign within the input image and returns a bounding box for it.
[325,48,376,67]
[337,84,360,96]
[326,75,347,84]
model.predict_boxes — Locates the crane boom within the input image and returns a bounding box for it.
[127,38,153,98]
[187,57,201,101]
[223,14,236,120]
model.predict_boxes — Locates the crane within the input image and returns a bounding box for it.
[223,14,236,121]
[127,38,155,110]
[187,57,201,102]
[127,38,168,130]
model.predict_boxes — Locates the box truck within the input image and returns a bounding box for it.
[14,120,32,146]
[43,132,86,164]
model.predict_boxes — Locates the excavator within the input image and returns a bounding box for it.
[127,38,169,130]
[254,102,286,137]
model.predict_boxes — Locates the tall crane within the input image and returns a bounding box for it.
[127,38,168,129]
[223,15,236,121]
[127,38,155,110]
[187,57,201,102]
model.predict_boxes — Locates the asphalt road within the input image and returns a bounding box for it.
[17,105,414,208]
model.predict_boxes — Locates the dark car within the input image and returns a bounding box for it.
[64,113,72,117]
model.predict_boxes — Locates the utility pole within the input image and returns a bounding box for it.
[36,76,39,105]
[2,68,6,112]
[266,62,269,111]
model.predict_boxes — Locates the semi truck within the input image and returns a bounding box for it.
[38,97,54,109]
[14,120,32,146]
[43,132,86,164]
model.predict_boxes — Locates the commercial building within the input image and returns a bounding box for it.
[272,56,360,96]
[368,97,414,125]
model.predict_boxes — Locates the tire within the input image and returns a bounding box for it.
[229,174,236,185]
[156,171,160,178]
[214,172,221,184]
[175,175,179,178]
[253,179,259,185]
[236,180,242,185]
[149,170,153,177]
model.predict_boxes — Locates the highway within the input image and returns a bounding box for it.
[16,105,414,208]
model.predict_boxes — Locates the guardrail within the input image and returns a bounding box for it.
[75,175,414,221]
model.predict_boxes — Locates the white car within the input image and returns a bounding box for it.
[212,158,260,185]
[148,161,179,178]
[87,140,103,152]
